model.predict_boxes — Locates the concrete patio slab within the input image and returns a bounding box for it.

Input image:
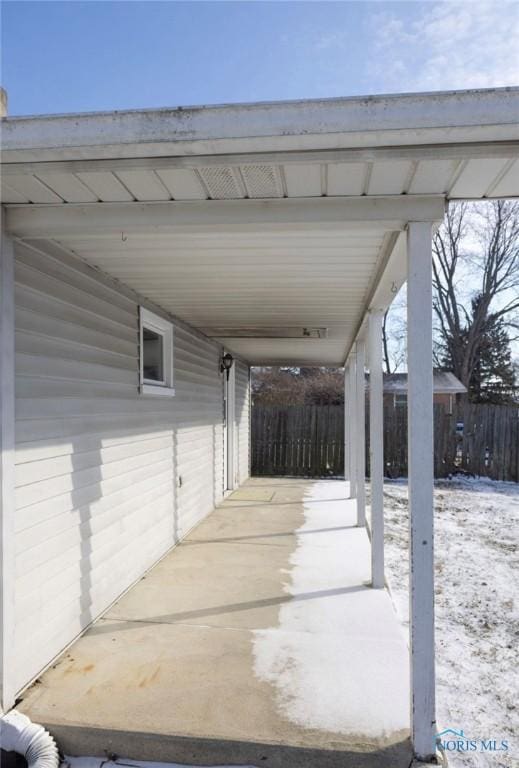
[17,479,412,768]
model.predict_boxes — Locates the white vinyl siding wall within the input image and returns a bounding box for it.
[235,360,250,485]
[13,241,226,696]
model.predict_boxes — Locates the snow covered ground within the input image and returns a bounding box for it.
[382,477,519,768]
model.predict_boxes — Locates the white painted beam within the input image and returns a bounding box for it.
[355,339,366,527]
[407,221,436,760]
[342,230,422,367]
[5,196,447,239]
[348,359,357,499]
[0,225,15,712]
[368,231,408,313]
[368,311,384,588]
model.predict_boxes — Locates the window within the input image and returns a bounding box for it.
[142,327,164,382]
[139,307,174,396]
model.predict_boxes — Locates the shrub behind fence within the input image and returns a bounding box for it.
[251,402,519,481]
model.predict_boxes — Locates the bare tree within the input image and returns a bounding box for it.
[382,311,392,374]
[381,291,407,374]
[432,200,519,396]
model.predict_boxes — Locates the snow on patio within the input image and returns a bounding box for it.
[381,477,519,768]
[252,480,409,739]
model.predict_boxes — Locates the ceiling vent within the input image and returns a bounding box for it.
[198,167,245,199]
[240,165,284,198]
[192,164,284,199]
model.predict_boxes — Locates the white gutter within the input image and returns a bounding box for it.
[2,87,518,163]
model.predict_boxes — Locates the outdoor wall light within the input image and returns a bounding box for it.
[220,352,234,379]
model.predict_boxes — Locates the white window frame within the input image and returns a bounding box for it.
[139,306,175,396]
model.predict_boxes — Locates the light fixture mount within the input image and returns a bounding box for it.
[220,352,234,379]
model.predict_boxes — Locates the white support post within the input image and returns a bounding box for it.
[369,311,384,588]
[227,360,236,491]
[355,339,366,527]
[407,221,436,760]
[348,355,357,498]
[344,365,350,482]
[0,226,16,712]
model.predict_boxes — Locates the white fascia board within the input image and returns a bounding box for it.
[3,142,518,178]
[343,213,443,365]
[368,231,408,313]
[0,227,15,710]
[343,230,409,365]
[2,87,519,163]
[5,196,446,239]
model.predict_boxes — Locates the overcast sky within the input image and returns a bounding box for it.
[2,0,518,116]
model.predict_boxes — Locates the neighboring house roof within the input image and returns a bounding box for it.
[382,371,467,394]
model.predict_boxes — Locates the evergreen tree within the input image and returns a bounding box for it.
[468,312,517,403]
[440,295,517,404]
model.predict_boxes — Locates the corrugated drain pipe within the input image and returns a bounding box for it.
[0,710,60,768]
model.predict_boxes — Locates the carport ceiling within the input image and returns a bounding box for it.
[23,225,392,366]
[3,87,519,365]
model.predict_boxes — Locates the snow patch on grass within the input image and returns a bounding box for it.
[382,476,519,768]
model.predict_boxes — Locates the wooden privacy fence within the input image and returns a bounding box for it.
[252,405,344,477]
[456,402,519,481]
[252,403,519,481]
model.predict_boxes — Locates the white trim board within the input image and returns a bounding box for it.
[0,227,15,712]
[3,88,518,163]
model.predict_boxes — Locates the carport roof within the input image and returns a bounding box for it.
[382,371,467,395]
[2,87,519,366]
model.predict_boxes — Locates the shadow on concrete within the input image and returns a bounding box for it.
[184,524,356,546]
[225,496,350,508]
[90,583,369,634]
[246,480,347,489]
